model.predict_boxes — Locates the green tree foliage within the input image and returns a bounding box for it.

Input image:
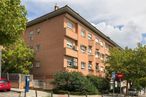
[0,0,27,45]
[87,75,110,93]
[53,71,97,94]
[106,45,146,89]
[2,39,34,74]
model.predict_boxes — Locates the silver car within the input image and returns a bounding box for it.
[128,88,138,96]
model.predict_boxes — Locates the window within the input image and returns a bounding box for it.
[36,44,40,52]
[80,45,86,53]
[99,66,104,72]
[95,37,99,44]
[67,57,77,69]
[104,55,109,61]
[100,54,104,60]
[29,31,34,41]
[88,61,92,70]
[95,63,99,71]
[36,28,40,34]
[67,40,73,49]
[88,33,92,40]
[95,50,100,58]
[81,29,86,37]
[29,31,34,36]
[88,46,92,55]
[100,40,104,47]
[105,43,110,50]
[35,61,40,68]
[67,21,74,29]
[81,62,85,69]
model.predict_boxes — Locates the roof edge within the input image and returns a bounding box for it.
[27,5,122,49]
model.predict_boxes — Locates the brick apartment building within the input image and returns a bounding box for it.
[23,5,120,88]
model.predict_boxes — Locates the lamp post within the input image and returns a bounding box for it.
[0,45,3,78]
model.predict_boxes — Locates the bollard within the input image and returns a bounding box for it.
[68,91,70,97]
[19,92,21,97]
[35,90,38,97]
[51,91,53,97]
[85,92,87,97]
[24,92,26,97]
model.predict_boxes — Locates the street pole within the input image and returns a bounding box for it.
[113,80,115,97]
[120,79,122,97]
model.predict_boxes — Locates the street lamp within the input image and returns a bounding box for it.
[0,45,3,78]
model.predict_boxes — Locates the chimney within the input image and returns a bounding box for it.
[54,3,59,11]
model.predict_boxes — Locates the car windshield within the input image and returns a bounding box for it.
[0,80,8,83]
[129,88,136,91]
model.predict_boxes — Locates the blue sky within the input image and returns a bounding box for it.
[22,0,146,48]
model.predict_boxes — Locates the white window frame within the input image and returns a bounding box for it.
[100,41,104,47]
[35,61,40,68]
[100,53,104,60]
[80,45,86,53]
[88,61,92,70]
[36,44,40,52]
[81,29,86,38]
[95,50,100,58]
[67,21,74,29]
[29,31,34,41]
[67,40,73,49]
[88,46,92,55]
[95,37,99,44]
[36,28,40,34]
[67,57,77,67]
[95,63,99,71]
[81,62,85,69]
[88,33,92,40]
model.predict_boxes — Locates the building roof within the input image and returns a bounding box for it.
[27,5,121,48]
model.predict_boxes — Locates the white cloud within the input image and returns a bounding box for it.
[92,21,142,48]
[22,0,146,48]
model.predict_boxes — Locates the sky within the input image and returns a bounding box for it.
[22,0,146,48]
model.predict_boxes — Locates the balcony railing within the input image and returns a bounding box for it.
[65,28,77,40]
[96,43,100,50]
[88,54,94,61]
[88,40,94,46]
[68,65,78,69]
[64,48,78,58]
[95,58,101,63]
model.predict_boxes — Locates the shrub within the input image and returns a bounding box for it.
[53,71,97,94]
[87,75,110,93]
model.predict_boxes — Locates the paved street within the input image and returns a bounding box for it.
[0,91,20,97]
[102,94,146,97]
[0,91,146,97]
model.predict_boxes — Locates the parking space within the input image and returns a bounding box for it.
[0,91,20,97]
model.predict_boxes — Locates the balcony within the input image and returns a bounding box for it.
[96,43,100,50]
[95,58,101,63]
[88,40,94,46]
[64,67,78,72]
[65,28,77,40]
[64,48,78,58]
[88,54,94,61]
[88,69,94,75]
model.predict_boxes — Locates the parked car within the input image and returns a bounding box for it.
[128,88,138,96]
[0,78,11,91]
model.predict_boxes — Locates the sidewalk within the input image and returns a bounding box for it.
[11,88,102,97]
[11,88,51,97]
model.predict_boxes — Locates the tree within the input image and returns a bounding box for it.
[106,45,146,93]
[0,0,27,45]
[2,39,34,74]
